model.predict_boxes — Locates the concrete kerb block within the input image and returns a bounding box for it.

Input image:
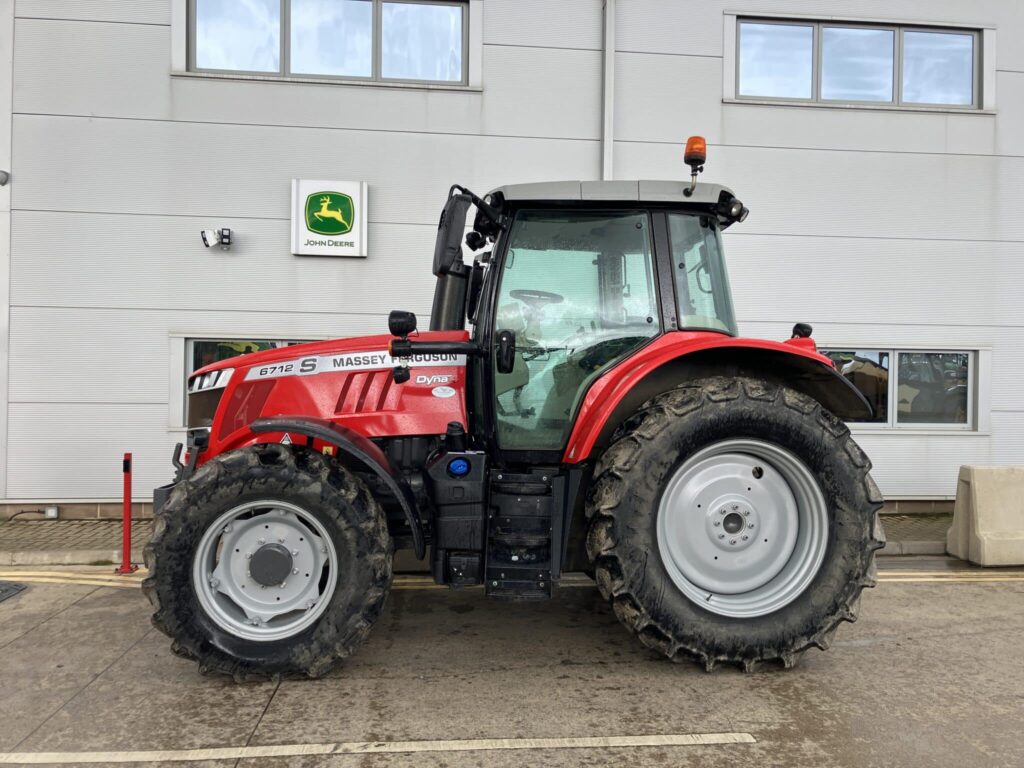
[947,465,1024,566]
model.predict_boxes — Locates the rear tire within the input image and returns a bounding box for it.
[143,444,392,681]
[586,377,884,671]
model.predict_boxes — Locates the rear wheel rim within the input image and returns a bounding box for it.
[192,500,338,642]
[656,439,829,618]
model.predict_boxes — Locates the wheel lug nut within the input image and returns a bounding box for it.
[245,553,252,559]
[718,533,725,539]
[278,537,286,543]
[257,538,265,545]
[291,550,299,556]
[713,521,720,527]
[748,523,754,529]
[729,539,736,545]
[292,568,299,575]
[742,511,749,517]
[742,535,749,541]
[731,505,738,511]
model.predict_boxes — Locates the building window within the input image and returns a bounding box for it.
[736,18,979,108]
[185,338,311,425]
[822,349,974,429]
[190,0,467,84]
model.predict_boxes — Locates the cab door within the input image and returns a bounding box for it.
[488,209,662,454]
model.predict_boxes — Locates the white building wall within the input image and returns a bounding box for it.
[5,0,1023,501]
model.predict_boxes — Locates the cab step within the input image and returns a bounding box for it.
[485,469,557,601]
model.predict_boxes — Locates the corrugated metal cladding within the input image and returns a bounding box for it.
[2,0,1022,501]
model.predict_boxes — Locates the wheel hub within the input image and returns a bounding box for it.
[192,501,338,642]
[250,543,293,587]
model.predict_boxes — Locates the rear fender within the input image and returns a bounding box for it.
[563,336,871,463]
[250,417,425,558]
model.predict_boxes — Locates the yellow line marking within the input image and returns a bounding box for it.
[879,576,1024,583]
[877,570,1022,577]
[0,576,140,589]
[0,571,145,580]
[3,571,1022,592]
[0,732,757,764]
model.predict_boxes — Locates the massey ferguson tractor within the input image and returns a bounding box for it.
[145,138,884,679]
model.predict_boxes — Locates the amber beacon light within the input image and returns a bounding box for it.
[683,135,707,197]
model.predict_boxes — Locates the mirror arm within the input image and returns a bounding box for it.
[450,184,506,230]
[389,339,485,358]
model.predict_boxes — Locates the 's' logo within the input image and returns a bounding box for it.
[305,192,354,236]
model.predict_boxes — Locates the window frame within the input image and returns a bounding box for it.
[821,346,982,432]
[187,0,471,87]
[726,13,989,112]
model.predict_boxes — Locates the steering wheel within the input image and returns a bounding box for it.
[510,289,564,309]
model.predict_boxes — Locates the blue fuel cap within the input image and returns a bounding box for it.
[447,457,471,477]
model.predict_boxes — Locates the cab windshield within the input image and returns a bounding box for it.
[669,213,738,335]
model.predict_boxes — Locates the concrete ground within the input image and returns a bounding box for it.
[0,559,1022,768]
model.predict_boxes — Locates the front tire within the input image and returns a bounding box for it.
[586,377,884,671]
[143,444,392,680]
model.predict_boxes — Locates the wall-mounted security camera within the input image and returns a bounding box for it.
[201,228,232,251]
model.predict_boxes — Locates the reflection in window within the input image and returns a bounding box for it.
[735,18,979,109]
[822,348,973,428]
[195,0,280,72]
[902,31,974,105]
[382,2,463,81]
[290,0,373,78]
[823,350,889,423]
[821,27,894,102]
[738,22,813,99]
[897,352,970,424]
[191,0,467,83]
[668,214,737,335]
[190,339,311,375]
[493,212,659,450]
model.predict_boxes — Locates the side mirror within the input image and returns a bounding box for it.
[432,193,472,277]
[389,310,417,337]
[496,330,516,374]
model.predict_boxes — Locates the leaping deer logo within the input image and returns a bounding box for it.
[314,196,349,228]
[304,191,354,236]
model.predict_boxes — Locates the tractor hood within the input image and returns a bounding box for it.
[188,330,471,453]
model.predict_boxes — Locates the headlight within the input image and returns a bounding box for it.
[187,368,234,429]
[188,368,234,393]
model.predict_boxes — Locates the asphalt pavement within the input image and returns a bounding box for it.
[0,559,1022,767]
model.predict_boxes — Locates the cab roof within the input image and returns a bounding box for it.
[487,180,736,206]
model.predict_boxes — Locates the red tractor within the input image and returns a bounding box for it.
[145,139,884,679]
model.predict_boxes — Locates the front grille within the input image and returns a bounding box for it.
[187,388,224,428]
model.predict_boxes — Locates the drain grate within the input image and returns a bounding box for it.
[0,581,26,603]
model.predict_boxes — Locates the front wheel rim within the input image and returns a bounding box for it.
[192,500,339,642]
[656,439,829,618]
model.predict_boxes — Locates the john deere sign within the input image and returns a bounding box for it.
[291,180,368,257]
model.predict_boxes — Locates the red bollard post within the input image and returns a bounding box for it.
[115,452,138,574]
